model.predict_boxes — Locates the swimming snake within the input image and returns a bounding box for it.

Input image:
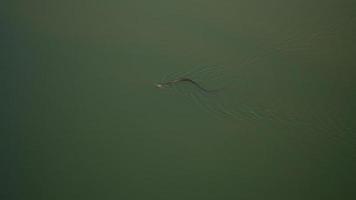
[156,78,216,93]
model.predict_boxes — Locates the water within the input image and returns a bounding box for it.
[2,0,356,199]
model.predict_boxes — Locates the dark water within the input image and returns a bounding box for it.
[2,0,356,199]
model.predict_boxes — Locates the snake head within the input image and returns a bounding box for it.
[155,83,165,89]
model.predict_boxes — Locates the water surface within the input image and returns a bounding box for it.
[3,0,356,199]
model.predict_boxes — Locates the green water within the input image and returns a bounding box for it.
[3,0,356,199]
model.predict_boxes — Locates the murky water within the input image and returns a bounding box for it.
[3,0,356,199]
